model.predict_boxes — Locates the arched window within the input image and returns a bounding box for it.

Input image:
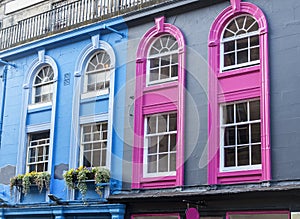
[132,17,185,189]
[32,65,54,104]
[221,15,260,71]
[147,34,179,85]
[208,1,270,184]
[84,50,111,94]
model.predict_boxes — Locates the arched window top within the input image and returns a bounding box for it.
[86,50,111,72]
[222,15,259,40]
[32,65,55,104]
[83,49,111,94]
[34,65,54,86]
[149,34,178,56]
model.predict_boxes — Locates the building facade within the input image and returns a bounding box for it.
[0,0,300,218]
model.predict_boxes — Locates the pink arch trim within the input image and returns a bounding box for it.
[132,17,186,189]
[208,2,271,184]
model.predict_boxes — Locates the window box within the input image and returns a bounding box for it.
[10,172,50,195]
[63,166,110,198]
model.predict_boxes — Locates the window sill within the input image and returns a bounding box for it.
[28,102,52,112]
[218,65,260,79]
[144,81,178,93]
[81,89,109,99]
[80,94,109,103]
[217,169,263,184]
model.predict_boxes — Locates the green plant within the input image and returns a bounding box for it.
[63,166,110,197]
[10,172,51,195]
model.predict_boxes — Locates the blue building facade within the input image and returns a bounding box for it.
[0,14,127,218]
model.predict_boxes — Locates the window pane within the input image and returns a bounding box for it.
[149,70,159,82]
[161,66,170,79]
[224,147,235,167]
[250,100,260,120]
[147,116,157,134]
[223,104,234,124]
[230,213,289,219]
[158,154,168,172]
[159,135,168,153]
[224,127,235,146]
[250,47,260,61]
[236,102,248,122]
[171,65,178,77]
[237,125,249,144]
[170,134,177,151]
[83,151,91,167]
[147,155,157,173]
[237,50,248,64]
[237,145,249,166]
[93,150,101,167]
[148,137,157,154]
[150,58,159,68]
[224,41,235,52]
[157,114,167,133]
[237,38,248,50]
[170,153,176,172]
[250,35,259,46]
[101,150,106,166]
[169,113,177,131]
[251,144,261,165]
[224,53,235,67]
[227,20,238,33]
[245,16,257,30]
[251,123,261,143]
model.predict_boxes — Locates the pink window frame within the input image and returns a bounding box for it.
[132,16,185,189]
[208,0,271,184]
[226,211,290,219]
[131,213,180,219]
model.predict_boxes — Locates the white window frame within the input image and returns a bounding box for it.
[80,121,109,168]
[31,65,54,105]
[220,99,262,172]
[146,34,179,86]
[82,50,112,99]
[220,15,260,72]
[143,112,177,178]
[26,131,50,173]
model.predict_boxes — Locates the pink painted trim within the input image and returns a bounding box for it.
[226,211,290,219]
[208,3,270,185]
[132,16,185,189]
[131,213,180,219]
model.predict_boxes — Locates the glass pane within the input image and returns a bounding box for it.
[224,41,235,52]
[230,214,289,219]
[169,113,177,131]
[224,147,235,167]
[160,66,170,79]
[93,150,100,167]
[248,22,259,32]
[170,153,176,171]
[93,133,100,141]
[227,20,238,33]
[83,152,91,167]
[147,116,156,134]
[157,114,167,133]
[224,53,235,67]
[250,47,260,61]
[93,143,101,150]
[158,154,168,172]
[224,29,234,38]
[149,70,159,82]
[236,102,248,122]
[148,137,157,154]
[161,55,170,66]
[237,145,249,166]
[150,58,159,68]
[171,54,178,64]
[236,16,245,29]
[37,163,44,172]
[171,65,178,77]
[237,125,249,144]
[251,123,261,143]
[147,155,157,173]
[102,131,107,140]
[250,35,259,46]
[159,135,168,153]
[101,150,106,166]
[250,100,260,120]
[237,50,248,64]
[251,144,261,165]
[224,127,235,146]
[223,104,234,124]
[237,38,248,50]
[83,125,91,133]
[170,134,177,151]
[245,16,256,30]
[84,134,91,142]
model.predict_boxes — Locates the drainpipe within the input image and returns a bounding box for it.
[0,59,16,148]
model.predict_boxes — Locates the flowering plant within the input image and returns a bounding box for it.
[10,171,50,195]
[63,166,110,197]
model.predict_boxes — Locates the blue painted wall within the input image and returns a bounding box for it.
[0,17,128,207]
